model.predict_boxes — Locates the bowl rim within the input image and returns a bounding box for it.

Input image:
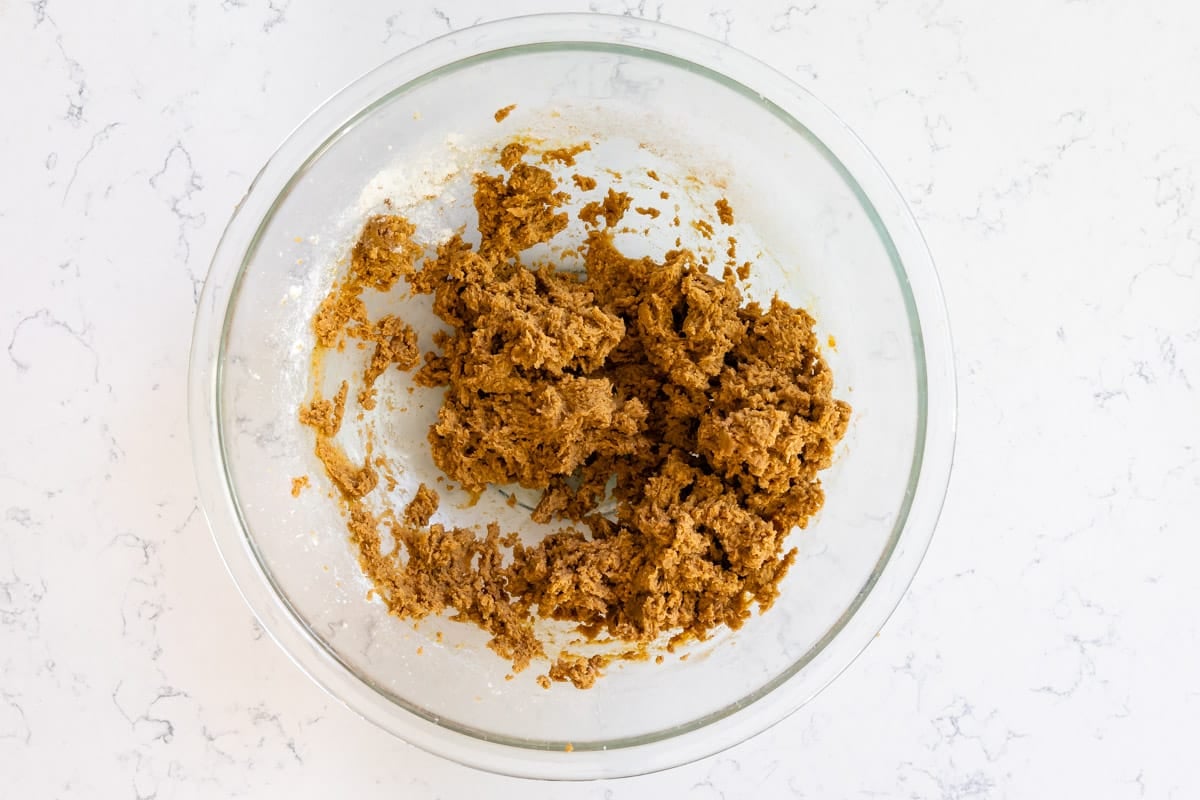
[189,12,956,780]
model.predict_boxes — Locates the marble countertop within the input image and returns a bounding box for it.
[3,1,1198,796]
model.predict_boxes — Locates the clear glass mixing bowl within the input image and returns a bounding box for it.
[189,13,955,779]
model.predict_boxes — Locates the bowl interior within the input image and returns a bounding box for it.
[217,44,920,748]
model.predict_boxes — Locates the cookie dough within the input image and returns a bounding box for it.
[300,137,850,688]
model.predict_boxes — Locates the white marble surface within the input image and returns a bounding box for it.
[3,0,1198,796]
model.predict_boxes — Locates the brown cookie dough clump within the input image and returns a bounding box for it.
[300,138,850,688]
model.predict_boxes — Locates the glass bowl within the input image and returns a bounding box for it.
[189,13,955,780]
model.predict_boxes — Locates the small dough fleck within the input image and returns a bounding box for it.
[579,188,631,228]
[403,483,440,527]
[542,142,591,166]
[716,198,735,225]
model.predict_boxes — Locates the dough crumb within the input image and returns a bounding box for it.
[494,103,516,122]
[548,652,610,689]
[314,436,378,499]
[498,142,528,170]
[356,314,419,410]
[542,142,591,166]
[299,381,348,437]
[313,287,366,349]
[474,160,567,257]
[290,475,310,497]
[352,215,421,292]
[579,188,631,228]
[403,483,440,527]
[716,198,735,225]
[572,174,597,191]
